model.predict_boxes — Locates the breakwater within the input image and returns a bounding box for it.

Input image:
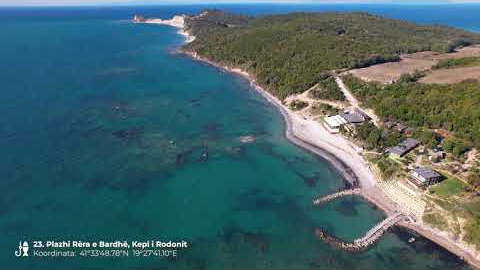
[315,212,405,251]
[313,188,361,205]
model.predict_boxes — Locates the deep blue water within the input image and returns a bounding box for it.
[0,4,478,269]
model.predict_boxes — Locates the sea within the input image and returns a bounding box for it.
[0,3,478,269]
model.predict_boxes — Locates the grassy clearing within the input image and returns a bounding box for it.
[432,56,480,69]
[423,211,448,230]
[463,215,480,249]
[426,182,480,247]
[430,177,467,198]
[461,198,480,248]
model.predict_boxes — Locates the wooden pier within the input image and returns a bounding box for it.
[315,212,405,251]
[313,188,361,205]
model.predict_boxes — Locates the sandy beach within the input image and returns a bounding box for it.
[141,15,480,269]
[182,53,383,194]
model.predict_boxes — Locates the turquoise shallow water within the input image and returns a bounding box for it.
[0,5,478,269]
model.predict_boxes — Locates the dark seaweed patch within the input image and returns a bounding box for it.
[200,123,224,142]
[304,176,318,188]
[242,231,270,255]
[217,224,271,257]
[226,146,246,158]
[383,247,413,266]
[257,142,334,189]
[111,102,138,119]
[235,189,281,212]
[112,128,144,142]
[202,122,223,134]
[81,125,104,137]
[175,150,191,166]
[389,226,468,269]
[167,89,219,125]
[174,144,210,167]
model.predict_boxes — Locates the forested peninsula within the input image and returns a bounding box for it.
[184,10,480,98]
[183,10,480,151]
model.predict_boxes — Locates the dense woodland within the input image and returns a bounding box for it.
[184,10,480,99]
[342,74,480,151]
[184,10,480,150]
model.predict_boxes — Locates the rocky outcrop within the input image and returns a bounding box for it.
[132,15,146,23]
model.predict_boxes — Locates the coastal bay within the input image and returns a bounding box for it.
[146,8,480,269]
[1,5,478,269]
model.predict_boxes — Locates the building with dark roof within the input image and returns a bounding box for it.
[339,107,370,124]
[339,112,365,124]
[389,138,419,158]
[323,107,370,133]
[395,123,407,133]
[408,167,442,188]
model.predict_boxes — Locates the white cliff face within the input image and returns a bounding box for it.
[140,15,196,44]
[144,15,186,29]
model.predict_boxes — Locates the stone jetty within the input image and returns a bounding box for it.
[313,188,361,205]
[315,212,405,251]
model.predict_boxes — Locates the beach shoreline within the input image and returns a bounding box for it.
[139,16,480,269]
[185,51,373,187]
[199,54,480,268]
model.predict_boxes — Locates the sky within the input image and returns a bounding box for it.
[1,0,480,6]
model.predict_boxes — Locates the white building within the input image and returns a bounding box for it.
[323,115,348,133]
[323,107,369,134]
